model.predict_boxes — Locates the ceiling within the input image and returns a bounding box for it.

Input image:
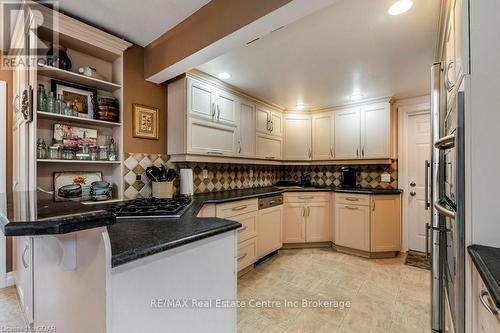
[53,0,211,46]
[197,0,440,110]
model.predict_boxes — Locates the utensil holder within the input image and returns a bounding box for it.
[152,181,173,199]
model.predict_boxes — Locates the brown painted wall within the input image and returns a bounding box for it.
[0,56,13,272]
[144,0,291,78]
[123,45,167,154]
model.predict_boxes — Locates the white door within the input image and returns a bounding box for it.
[312,113,334,160]
[334,107,360,159]
[407,113,431,251]
[215,90,237,126]
[283,115,311,160]
[187,79,215,121]
[361,103,390,159]
[238,99,255,157]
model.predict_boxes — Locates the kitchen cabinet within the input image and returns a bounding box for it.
[370,195,401,252]
[187,78,215,121]
[284,114,312,160]
[335,203,370,251]
[473,265,500,333]
[256,106,282,137]
[334,193,401,256]
[238,99,256,157]
[283,193,331,244]
[187,117,237,156]
[361,103,390,159]
[257,205,283,257]
[312,113,334,160]
[13,236,34,323]
[256,133,282,160]
[334,107,361,159]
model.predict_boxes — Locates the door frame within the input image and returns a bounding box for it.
[397,96,431,252]
[0,80,7,288]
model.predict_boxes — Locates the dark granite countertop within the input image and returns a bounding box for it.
[0,191,116,236]
[468,245,500,308]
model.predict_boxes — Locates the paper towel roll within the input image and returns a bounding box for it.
[180,169,194,196]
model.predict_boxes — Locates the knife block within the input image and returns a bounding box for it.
[152,181,173,199]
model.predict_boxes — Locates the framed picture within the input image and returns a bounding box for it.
[51,79,97,119]
[53,123,98,148]
[133,104,159,139]
[53,171,103,201]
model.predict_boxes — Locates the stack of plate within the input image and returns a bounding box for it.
[90,181,112,201]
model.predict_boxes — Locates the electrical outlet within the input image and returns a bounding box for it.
[249,170,253,177]
[381,173,391,183]
[202,169,208,179]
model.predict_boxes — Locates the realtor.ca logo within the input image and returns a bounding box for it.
[1,1,60,70]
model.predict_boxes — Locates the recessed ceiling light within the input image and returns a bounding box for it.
[295,102,305,110]
[350,93,364,101]
[217,72,231,80]
[388,0,413,15]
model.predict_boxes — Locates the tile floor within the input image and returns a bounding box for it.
[238,248,431,333]
[0,286,27,328]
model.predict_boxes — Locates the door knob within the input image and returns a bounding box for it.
[410,191,416,196]
[410,182,416,187]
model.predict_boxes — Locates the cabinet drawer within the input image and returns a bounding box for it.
[237,238,257,271]
[335,193,370,206]
[284,192,330,203]
[231,211,257,243]
[216,199,258,218]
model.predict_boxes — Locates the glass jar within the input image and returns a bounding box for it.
[37,84,47,112]
[62,148,75,160]
[54,94,63,114]
[36,139,47,159]
[47,91,55,113]
[48,146,61,159]
[63,101,73,116]
[90,146,98,161]
[76,144,90,160]
[98,146,108,160]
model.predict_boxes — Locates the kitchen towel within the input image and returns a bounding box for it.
[180,169,194,196]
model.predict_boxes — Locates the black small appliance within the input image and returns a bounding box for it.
[340,167,357,188]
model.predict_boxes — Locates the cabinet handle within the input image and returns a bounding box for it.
[217,104,220,120]
[207,151,224,155]
[362,147,365,157]
[265,156,276,159]
[307,206,310,216]
[298,196,314,200]
[356,148,359,158]
[372,201,375,211]
[232,205,248,211]
[308,147,312,158]
[211,103,216,119]
[237,253,247,261]
[301,207,306,217]
[330,146,334,159]
[345,205,359,210]
[345,197,359,201]
[270,120,274,132]
[22,244,29,269]
[238,141,242,153]
[238,225,248,232]
[479,290,498,315]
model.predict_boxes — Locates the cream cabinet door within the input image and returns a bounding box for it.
[256,133,282,160]
[312,113,334,160]
[269,111,283,137]
[305,202,331,242]
[215,89,238,126]
[335,204,370,251]
[284,115,312,160]
[361,103,390,159]
[476,270,500,333]
[257,205,283,257]
[238,99,256,157]
[370,195,401,252]
[187,78,215,121]
[334,107,361,160]
[187,118,237,156]
[283,204,305,243]
[256,107,271,134]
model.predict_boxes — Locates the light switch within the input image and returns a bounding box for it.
[381,173,391,183]
[202,169,208,179]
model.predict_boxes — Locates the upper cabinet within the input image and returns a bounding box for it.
[361,102,390,159]
[334,107,361,160]
[238,99,256,157]
[283,114,312,160]
[312,113,334,160]
[256,106,283,137]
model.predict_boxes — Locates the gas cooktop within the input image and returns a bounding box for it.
[105,197,192,218]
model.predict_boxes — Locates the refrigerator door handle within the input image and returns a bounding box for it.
[434,201,456,219]
[434,133,455,150]
[425,160,431,209]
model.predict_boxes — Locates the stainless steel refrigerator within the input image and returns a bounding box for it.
[430,62,465,333]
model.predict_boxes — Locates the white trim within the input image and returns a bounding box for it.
[397,97,431,252]
[5,272,15,287]
[0,80,6,288]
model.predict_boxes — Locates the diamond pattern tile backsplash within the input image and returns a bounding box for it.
[123,153,398,199]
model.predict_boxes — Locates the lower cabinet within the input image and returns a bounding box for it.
[473,265,500,333]
[237,238,257,272]
[334,193,401,256]
[257,205,283,257]
[283,193,331,244]
[13,236,34,324]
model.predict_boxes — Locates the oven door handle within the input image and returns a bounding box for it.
[434,201,456,219]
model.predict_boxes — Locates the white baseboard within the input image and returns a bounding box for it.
[5,272,15,287]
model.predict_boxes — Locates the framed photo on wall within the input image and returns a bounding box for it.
[51,79,97,119]
[132,104,159,140]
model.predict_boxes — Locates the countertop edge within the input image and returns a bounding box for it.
[468,245,500,309]
[111,220,241,267]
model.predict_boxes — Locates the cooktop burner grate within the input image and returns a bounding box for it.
[105,197,192,218]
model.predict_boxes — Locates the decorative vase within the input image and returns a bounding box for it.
[47,43,72,71]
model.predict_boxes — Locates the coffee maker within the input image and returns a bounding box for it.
[340,167,357,188]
